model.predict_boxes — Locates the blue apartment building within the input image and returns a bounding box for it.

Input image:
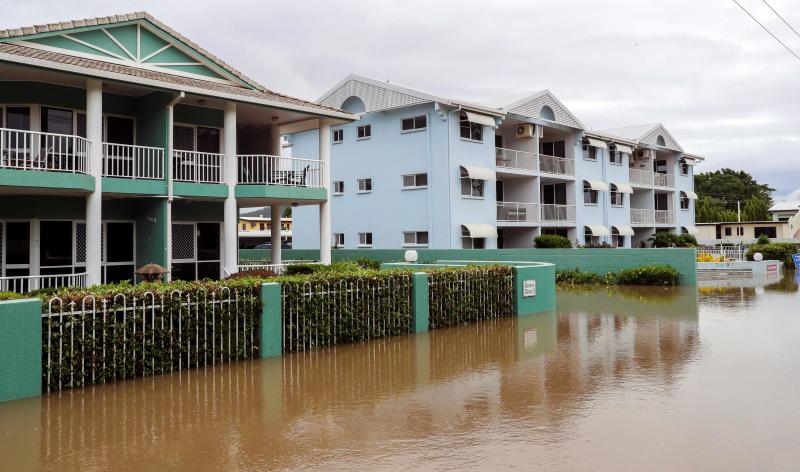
[291,74,703,249]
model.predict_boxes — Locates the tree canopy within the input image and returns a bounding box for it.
[694,169,774,223]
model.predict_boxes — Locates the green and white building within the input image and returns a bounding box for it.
[0,12,353,291]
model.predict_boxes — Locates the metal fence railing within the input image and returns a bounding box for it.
[631,208,655,225]
[539,154,575,176]
[629,168,653,186]
[103,143,164,179]
[495,147,537,171]
[237,260,319,274]
[1,128,90,173]
[697,248,746,261]
[497,201,539,223]
[0,273,87,293]
[42,287,260,392]
[540,204,576,222]
[173,150,224,183]
[655,209,675,224]
[238,154,324,188]
[427,266,513,329]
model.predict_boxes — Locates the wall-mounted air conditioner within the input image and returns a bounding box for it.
[516,124,536,139]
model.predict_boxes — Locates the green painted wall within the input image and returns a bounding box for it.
[514,265,556,315]
[235,185,327,202]
[173,182,228,199]
[259,283,282,358]
[0,298,42,402]
[134,200,168,268]
[410,272,429,333]
[172,200,224,221]
[0,195,85,219]
[102,177,167,196]
[135,91,171,148]
[241,248,698,286]
[0,81,136,116]
[0,169,94,192]
[174,104,224,128]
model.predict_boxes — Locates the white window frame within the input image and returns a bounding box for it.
[171,221,223,280]
[680,159,689,176]
[609,185,623,207]
[332,128,343,144]
[173,122,223,152]
[458,113,483,142]
[402,231,429,247]
[609,149,624,165]
[680,192,690,210]
[358,232,373,248]
[582,144,597,161]
[358,178,372,193]
[611,228,624,248]
[356,124,371,140]
[401,173,428,190]
[583,181,598,205]
[401,115,427,133]
[333,233,344,247]
[584,227,600,245]
[333,180,344,195]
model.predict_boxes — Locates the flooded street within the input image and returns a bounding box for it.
[2,274,799,471]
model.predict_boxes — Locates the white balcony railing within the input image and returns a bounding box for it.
[497,202,539,223]
[539,154,575,176]
[102,143,164,180]
[495,147,538,171]
[655,209,675,224]
[237,155,324,188]
[237,260,319,275]
[0,272,88,293]
[629,168,654,186]
[540,204,576,222]
[173,151,224,183]
[630,208,655,225]
[654,173,674,188]
[0,128,89,173]
[697,248,746,261]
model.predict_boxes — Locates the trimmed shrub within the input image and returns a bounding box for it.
[226,269,277,280]
[746,243,799,265]
[556,268,617,285]
[616,265,680,286]
[756,234,770,245]
[0,291,25,301]
[535,234,572,248]
[427,266,514,328]
[648,232,697,248]
[354,257,381,270]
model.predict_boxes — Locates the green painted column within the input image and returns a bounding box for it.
[513,265,556,316]
[411,272,429,333]
[259,283,283,358]
[0,298,43,402]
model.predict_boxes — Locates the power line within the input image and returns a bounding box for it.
[761,0,800,40]
[730,0,800,60]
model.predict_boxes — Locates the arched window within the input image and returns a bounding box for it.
[609,184,623,206]
[583,180,598,205]
[680,191,690,210]
[656,135,666,147]
[341,96,366,114]
[539,105,555,121]
[679,158,689,176]
[611,227,624,247]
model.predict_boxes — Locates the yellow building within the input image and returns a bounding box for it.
[238,216,292,249]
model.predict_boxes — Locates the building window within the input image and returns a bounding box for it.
[401,115,427,132]
[680,159,689,176]
[358,232,373,247]
[540,140,566,157]
[402,173,428,189]
[403,231,429,247]
[358,178,372,192]
[333,129,343,144]
[754,227,777,239]
[737,226,744,236]
[357,125,371,140]
[609,148,623,165]
[680,192,690,210]
[724,227,732,236]
[333,180,344,195]
[250,223,256,229]
[461,227,485,249]
[582,143,597,160]
[609,184,623,206]
[241,223,246,230]
[460,169,484,198]
[611,227,624,247]
[4,106,31,130]
[583,181,598,205]
[333,233,344,247]
[459,112,483,141]
[584,226,600,245]
[259,223,265,231]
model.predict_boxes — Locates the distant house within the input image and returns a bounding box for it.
[767,201,800,222]
[696,220,799,245]
[238,216,292,248]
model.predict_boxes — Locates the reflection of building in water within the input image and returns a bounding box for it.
[18,287,701,470]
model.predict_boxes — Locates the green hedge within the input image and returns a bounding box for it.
[534,234,572,248]
[556,264,680,286]
[427,266,514,328]
[746,243,798,265]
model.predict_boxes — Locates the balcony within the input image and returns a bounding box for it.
[539,154,575,177]
[540,204,576,223]
[173,150,224,183]
[630,208,655,225]
[495,147,537,171]
[238,155,324,188]
[1,128,89,173]
[0,273,88,293]
[654,173,674,188]
[629,168,674,188]
[103,143,164,180]
[655,209,675,224]
[497,201,539,223]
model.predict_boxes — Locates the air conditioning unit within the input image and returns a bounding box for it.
[515,124,535,138]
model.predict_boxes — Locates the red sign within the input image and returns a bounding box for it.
[767,264,777,271]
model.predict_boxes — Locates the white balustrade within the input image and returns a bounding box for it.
[539,154,575,176]
[630,208,655,224]
[540,204,576,222]
[495,147,538,171]
[655,209,675,224]
[0,128,89,173]
[654,173,674,188]
[497,202,539,222]
[103,143,164,179]
[173,151,224,183]
[629,168,654,186]
[237,154,324,188]
[0,273,88,293]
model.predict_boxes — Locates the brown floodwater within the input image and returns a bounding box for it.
[2,273,800,471]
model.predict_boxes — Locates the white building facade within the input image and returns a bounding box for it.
[291,75,703,249]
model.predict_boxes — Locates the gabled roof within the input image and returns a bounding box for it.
[0,12,352,119]
[768,201,800,212]
[318,73,504,116]
[481,90,585,130]
[601,123,683,152]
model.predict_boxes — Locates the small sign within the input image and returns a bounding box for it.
[767,264,778,271]
[793,253,800,270]
[523,279,536,297]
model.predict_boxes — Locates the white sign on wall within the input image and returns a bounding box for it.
[523,279,536,297]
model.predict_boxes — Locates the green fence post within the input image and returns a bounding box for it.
[513,265,556,316]
[411,272,429,333]
[259,283,282,358]
[0,298,43,402]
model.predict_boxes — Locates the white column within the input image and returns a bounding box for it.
[85,79,103,286]
[318,119,332,264]
[271,204,282,265]
[222,101,238,276]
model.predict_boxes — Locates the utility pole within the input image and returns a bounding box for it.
[737,200,741,222]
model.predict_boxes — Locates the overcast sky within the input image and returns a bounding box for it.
[4,0,799,199]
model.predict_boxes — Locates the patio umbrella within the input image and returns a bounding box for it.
[135,263,168,282]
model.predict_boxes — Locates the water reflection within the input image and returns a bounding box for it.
[3,282,797,470]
